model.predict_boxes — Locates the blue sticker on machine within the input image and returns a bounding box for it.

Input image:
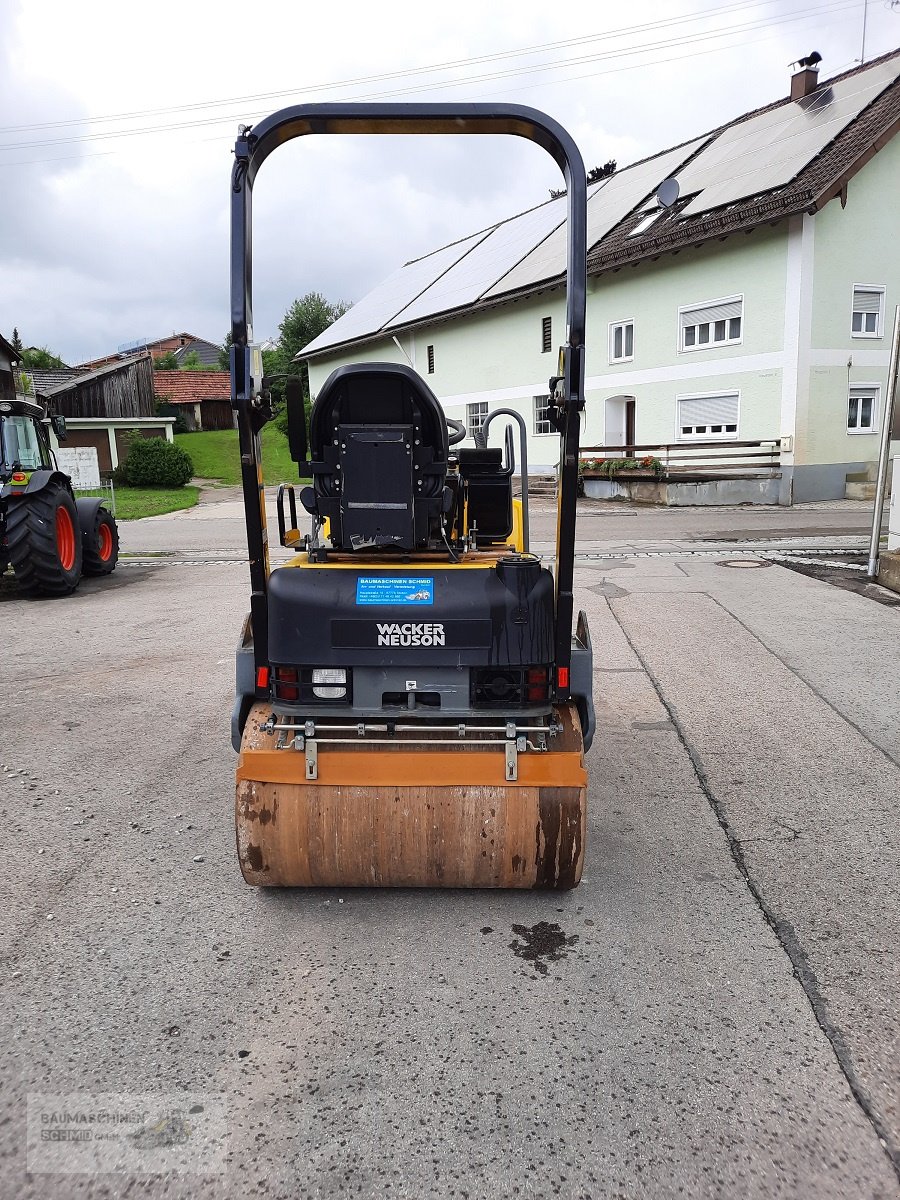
[356,576,434,606]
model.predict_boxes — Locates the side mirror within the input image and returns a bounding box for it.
[285,377,311,477]
[50,413,68,442]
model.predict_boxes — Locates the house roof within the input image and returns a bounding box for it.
[29,368,84,394]
[35,356,150,397]
[173,339,221,368]
[0,333,19,362]
[303,48,900,360]
[75,333,218,370]
[152,371,231,404]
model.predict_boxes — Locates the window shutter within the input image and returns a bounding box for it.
[680,299,742,329]
[852,288,882,314]
[678,394,739,426]
[541,316,552,353]
[427,344,435,374]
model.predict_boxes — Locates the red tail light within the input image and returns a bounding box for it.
[526,667,549,703]
[274,666,299,702]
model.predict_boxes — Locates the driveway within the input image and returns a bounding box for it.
[1,496,898,1198]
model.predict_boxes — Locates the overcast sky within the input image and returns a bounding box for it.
[1,0,897,365]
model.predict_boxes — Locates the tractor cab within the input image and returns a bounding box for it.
[0,399,54,481]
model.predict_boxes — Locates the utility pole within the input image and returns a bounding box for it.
[867,305,900,578]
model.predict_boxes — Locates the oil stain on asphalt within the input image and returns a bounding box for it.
[509,921,579,975]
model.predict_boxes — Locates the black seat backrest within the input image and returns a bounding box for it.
[307,363,449,552]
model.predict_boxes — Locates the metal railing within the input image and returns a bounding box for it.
[579,439,781,477]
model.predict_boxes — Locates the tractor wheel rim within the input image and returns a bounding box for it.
[56,506,76,571]
[98,522,113,561]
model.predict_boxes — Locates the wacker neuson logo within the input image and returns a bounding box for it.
[376,622,445,647]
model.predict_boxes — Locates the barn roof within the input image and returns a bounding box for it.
[152,371,231,404]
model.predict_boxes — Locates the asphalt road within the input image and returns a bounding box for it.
[118,488,886,559]
[2,499,899,1199]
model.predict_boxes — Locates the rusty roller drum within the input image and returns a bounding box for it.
[235,702,587,889]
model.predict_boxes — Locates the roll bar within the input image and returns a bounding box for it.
[230,103,587,699]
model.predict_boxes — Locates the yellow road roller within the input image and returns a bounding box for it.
[229,103,594,888]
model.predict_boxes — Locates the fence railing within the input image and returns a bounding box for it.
[579,439,781,476]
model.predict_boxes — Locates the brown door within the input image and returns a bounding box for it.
[625,399,636,456]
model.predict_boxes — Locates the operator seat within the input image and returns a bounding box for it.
[304,363,450,552]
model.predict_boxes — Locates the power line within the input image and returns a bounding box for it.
[0,0,799,136]
[0,0,854,156]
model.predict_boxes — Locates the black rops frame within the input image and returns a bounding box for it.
[230,103,587,701]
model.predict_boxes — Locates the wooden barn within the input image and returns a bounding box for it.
[33,354,174,473]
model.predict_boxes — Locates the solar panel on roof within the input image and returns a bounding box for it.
[483,137,709,297]
[677,57,900,216]
[302,229,490,354]
[388,197,567,326]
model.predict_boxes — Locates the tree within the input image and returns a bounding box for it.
[21,346,65,369]
[266,292,350,409]
[218,331,232,371]
[10,328,23,354]
[153,351,180,370]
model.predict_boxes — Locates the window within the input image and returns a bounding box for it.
[609,320,634,363]
[426,344,435,374]
[847,386,878,433]
[0,415,47,469]
[679,297,742,351]
[466,401,488,438]
[534,395,553,435]
[541,316,552,353]
[677,393,739,440]
[851,286,884,337]
[627,210,663,239]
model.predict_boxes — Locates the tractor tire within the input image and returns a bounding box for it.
[6,482,83,596]
[82,506,119,576]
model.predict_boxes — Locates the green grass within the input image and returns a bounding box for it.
[175,426,296,486]
[80,486,200,520]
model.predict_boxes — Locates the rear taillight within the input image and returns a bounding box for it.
[473,666,550,708]
[274,667,299,702]
[526,667,549,703]
[272,666,351,705]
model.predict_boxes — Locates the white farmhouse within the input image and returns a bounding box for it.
[303,51,900,504]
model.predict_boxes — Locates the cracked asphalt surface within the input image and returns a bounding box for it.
[1,497,898,1198]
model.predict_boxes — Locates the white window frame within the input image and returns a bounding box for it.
[850,285,884,339]
[675,390,740,441]
[608,319,634,364]
[533,395,553,436]
[677,293,743,353]
[847,383,880,435]
[466,400,488,438]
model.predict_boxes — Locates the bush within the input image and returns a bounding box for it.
[123,436,194,487]
[273,404,289,438]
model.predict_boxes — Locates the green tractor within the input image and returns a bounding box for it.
[0,396,119,596]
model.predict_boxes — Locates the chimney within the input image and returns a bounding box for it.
[791,52,821,101]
